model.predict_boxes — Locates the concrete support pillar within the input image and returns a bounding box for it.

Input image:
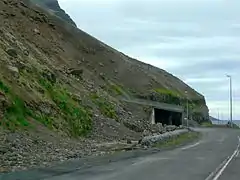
[181,113,184,125]
[150,108,155,124]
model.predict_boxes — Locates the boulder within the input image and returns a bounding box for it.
[99,73,105,80]
[33,28,40,35]
[6,48,18,58]
[166,125,177,132]
[15,61,27,70]
[42,70,56,84]
[143,129,151,137]
[150,123,164,134]
[126,139,132,144]
[23,49,29,56]
[156,123,164,133]
[141,129,189,147]
[7,65,19,78]
[123,121,143,133]
[38,102,53,115]
[69,69,83,79]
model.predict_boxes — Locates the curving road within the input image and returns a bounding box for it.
[1,128,240,180]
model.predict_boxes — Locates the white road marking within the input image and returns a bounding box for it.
[205,136,240,180]
[235,150,239,157]
[132,157,170,166]
[205,157,229,180]
[212,149,238,180]
[196,157,205,160]
[181,142,201,150]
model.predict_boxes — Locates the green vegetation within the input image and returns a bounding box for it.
[110,84,124,96]
[27,109,55,129]
[154,132,200,148]
[0,81,9,93]
[90,93,118,120]
[0,73,93,137]
[0,80,30,130]
[201,121,213,127]
[39,77,92,137]
[151,88,182,105]
[154,88,180,97]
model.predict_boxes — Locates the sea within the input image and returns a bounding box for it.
[211,120,240,127]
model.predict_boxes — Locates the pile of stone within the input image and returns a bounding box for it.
[142,123,183,137]
[140,129,189,147]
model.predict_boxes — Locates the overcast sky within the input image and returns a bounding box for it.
[59,0,240,120]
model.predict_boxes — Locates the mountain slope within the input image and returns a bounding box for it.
[0,0,209,172]
[0,0,209,134]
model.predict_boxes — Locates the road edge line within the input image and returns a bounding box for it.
[181,142,201,150]
[205,136,240,180]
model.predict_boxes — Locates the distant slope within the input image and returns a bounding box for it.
[209,116,219,122]
[30,0,77,26]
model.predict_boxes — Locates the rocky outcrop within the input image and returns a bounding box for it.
[30,0,77,26]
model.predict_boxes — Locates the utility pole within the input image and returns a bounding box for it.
[185,91,189,128]
[218,109,220,125]
[226,75,233,128]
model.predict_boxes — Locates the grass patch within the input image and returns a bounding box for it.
[90,93,118,120]
[154,88,180,97]
[0,80,30,130]
[28,109,55,129]
[39,77,92,137]
[201,121,213,127]
[110,84,124,96]
[0,81,10,93]
[154,132,200,148]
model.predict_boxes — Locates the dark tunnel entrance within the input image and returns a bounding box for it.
[154,108,182,126]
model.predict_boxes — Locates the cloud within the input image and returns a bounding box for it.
[58,0,240,119]
[208,100,240,120]
[185,78,226,84]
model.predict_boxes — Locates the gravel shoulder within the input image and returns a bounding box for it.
[3,128,237,180]
[0,129,200,180]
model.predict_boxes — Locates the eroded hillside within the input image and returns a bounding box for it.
[0,0,209,172]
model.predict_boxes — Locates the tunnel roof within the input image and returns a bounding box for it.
[122,98,184,113]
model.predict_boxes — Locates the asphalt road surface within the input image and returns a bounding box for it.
[1,128,240,180]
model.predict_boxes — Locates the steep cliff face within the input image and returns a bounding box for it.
[30,0,77,26]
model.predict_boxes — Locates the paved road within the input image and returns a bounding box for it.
[1,128,240,180]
